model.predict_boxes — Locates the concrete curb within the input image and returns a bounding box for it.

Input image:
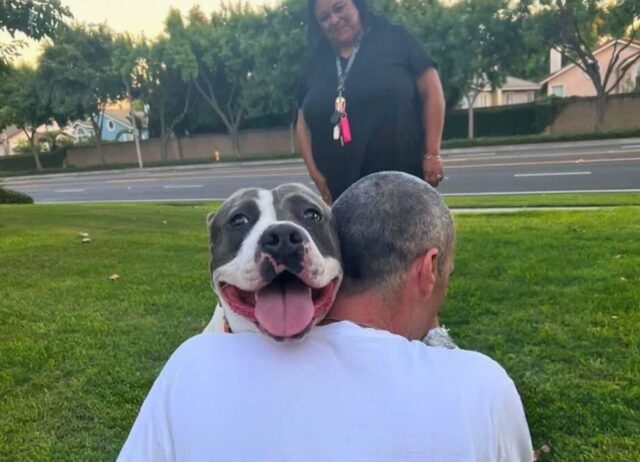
[1,158,304,182]
[451,206,604,214]
[443,137,640,155]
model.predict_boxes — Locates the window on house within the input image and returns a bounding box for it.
[107,120,116,131]
[475,94,488,108]
[505,93,513,105]
[527,91,535,102]
[551,85,564,97]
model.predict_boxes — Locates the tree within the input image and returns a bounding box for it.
[112,34,147,168]
[0,0,71,68]
[175,3,306,156]
[405,0,525,139]
[38,23,123,164]
[532,0,640,131]
[181,5,258,156]
[0,65,51,170]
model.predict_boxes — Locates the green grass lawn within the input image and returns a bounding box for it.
[1,202,639,461]
[444,191,640,208]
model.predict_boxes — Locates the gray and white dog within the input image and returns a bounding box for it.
[203,184,343,341]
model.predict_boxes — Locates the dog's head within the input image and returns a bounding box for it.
[207,183,342,341]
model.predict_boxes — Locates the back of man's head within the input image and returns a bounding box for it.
[332,172,454,296]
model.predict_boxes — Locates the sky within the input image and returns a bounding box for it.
[5,0,277,65]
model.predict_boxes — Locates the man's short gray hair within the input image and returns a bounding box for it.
[332,172,455,296]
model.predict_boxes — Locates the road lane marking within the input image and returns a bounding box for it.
[514,171,592,178]
[622,145,640,149]
[108,178,158,184]
[54,189,86,193]
[163,185,203,189]
[452,152,496,159]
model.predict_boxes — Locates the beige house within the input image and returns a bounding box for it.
[459,76,542,109]
[0,126,22,156]
[0,123,62,156]
[540,40,640,97]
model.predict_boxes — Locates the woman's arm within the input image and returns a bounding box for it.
[417,68,446,187]
[296,109,333,204]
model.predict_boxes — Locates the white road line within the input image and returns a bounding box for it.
[54,189,86,193]
[163,184,204,189]
[514,171,592,178]
[622,145,640,149]
[452,152,496,159]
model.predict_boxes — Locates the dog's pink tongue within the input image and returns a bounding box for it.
[255,279,314,338]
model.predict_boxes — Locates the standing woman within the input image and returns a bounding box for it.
[297,0,446,204]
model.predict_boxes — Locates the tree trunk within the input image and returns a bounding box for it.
[176,136,184,161]
[230,125,241,158]
[161,133,170,162]
[90,116,105,165]
[594,90,606,132]
[33,150,43,171]
[96,136,104,165]
[289,120,296,154]
[127,87,144,169]
[467,105,475,140]
[24,129,42,171]
[160,106,168,162]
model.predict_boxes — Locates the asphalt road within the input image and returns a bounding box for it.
[3,138,640,203]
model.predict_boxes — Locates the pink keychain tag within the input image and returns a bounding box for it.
[340,115,352,144]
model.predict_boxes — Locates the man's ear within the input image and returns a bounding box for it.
[416,248,439,298]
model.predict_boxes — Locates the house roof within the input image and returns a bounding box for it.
[105,108,133,127]
[539,39,640,85]
[2,125,22,140]
[500,76,542,91]
[480,75,541,92]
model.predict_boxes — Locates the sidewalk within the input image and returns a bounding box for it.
[443,136,640,155]
[451,206,602,214]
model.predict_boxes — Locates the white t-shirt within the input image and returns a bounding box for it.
[118,322,533,462]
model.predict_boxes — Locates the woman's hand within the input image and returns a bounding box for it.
[423,153,444,188]
[311,171,333,205]
[296,109,333,204]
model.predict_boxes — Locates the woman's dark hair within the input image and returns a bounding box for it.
[306,0,372,48]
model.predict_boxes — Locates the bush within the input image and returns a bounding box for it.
[0,186,33,204]
[0,148,67,173]
[444,98,564,140]
[442,127,640,149]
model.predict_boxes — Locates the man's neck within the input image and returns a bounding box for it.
[327,291,403,336]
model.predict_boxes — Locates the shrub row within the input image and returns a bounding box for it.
[0,186,33,204]
[443,99,563,140]
[0,148,67,173]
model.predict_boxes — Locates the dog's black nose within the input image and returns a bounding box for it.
[260,224,306,261]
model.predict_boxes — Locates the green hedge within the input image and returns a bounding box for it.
[0,148,67,173]
[0,186,33,204]
[444,99,562,140]
[442,127,640,149]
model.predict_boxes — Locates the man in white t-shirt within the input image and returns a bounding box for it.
[118,172,533,461]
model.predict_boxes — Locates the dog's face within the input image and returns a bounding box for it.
[208,184,342,341]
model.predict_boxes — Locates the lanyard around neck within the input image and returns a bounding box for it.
[335,32,364,94]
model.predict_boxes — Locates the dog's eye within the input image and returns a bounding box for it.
[229,214,249,227]
[303,208,322,222]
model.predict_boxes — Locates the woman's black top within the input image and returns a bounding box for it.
[299,20,436,199]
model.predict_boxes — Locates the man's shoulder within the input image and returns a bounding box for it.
[165,332,265,369]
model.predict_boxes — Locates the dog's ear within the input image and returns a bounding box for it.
[206,211,216,228]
